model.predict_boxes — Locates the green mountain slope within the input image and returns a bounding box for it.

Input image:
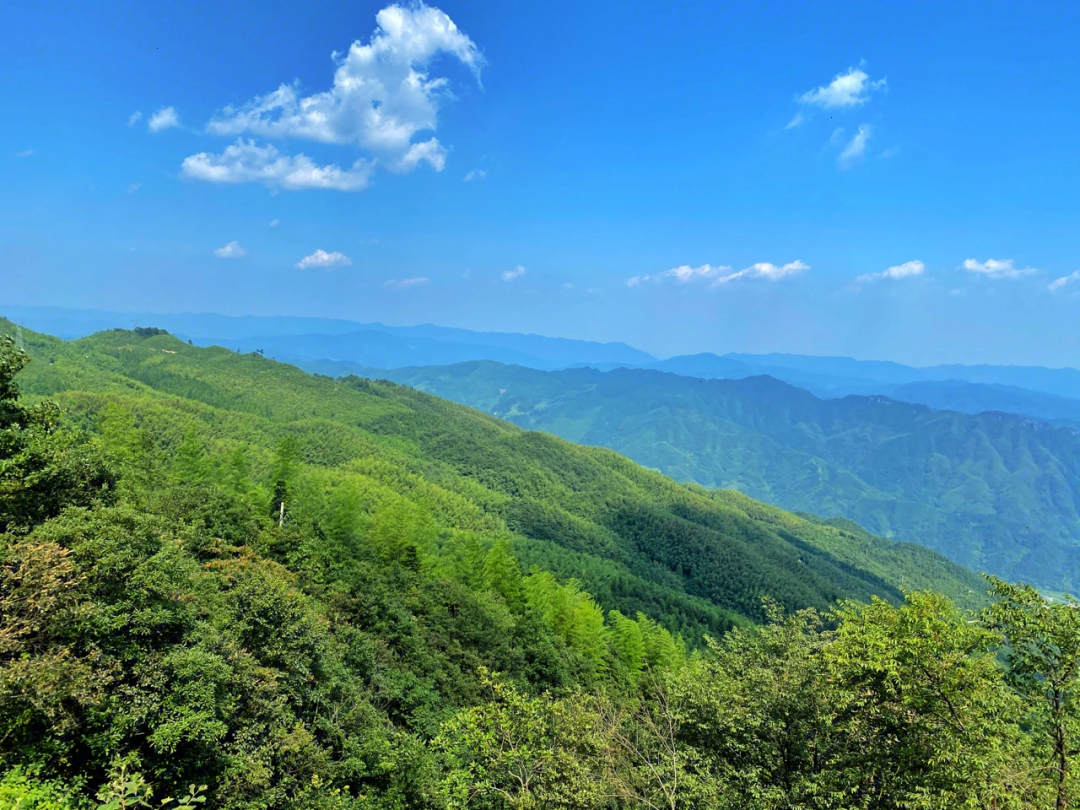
[4,320,985,626]
[372,360,1080,591]
[1,326,1063,810]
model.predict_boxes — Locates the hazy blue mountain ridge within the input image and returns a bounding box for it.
[7,304,1080,426]
[373,360,1080,591]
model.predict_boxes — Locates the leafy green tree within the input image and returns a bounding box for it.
[0,336,114,532]
[172,427,207,483]
[609,610,646,678]
[828,591,1033,809]
[268,436,300,524]
[433,669,609,809]
[985,577,1080,810]
[483,538,524,610]
[674,603,837,808]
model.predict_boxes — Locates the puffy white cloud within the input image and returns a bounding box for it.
[799,67,886,109]
[1048,271,1080,292]
[464,168,487,181]
[148,106,179,132]
[838,124,871,168]
[856,259,925,284]
[213,240,247,258]
[502,265,526,281]
[296,249,352,269]
[628,261,808,287]
[962,258,1038,279]
[181,139,374,191]
[203,3,481,176]
[128,111,143,126]
[384,276,430,289]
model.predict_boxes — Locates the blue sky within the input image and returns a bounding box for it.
[2,0,1078,366]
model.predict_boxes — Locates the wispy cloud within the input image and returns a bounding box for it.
[838,125,872,168]
[962,258,1038,279]
[855,259,925,284]
[269,219,281,228]
[629,261,808,287]
[15,149,34,158]
[127,183,140,194]
[187,4,482,192]
[785,112,805,129]
[213,240,247,258]
[464,169,487,181]
[296,249,352,270]
[384,277,430,289]
[181,140,373,191]
[628,264,729,286]
[718,261,809,284]
[798,66,886,109]
[128,111,143,126]
[1048,271,1080,292]
[502,265,526,281]
[148,106,179,132]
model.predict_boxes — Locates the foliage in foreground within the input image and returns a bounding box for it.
[4,333,1080,808]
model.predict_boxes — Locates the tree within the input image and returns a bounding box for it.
[985,577,1080,810]
[434,669,609,809]
[483,538,524,610]
[674,603,837,808]
[0,336,115,532]
[267,437,300,525]
[602,675,716,810]
[829,591,1032,809]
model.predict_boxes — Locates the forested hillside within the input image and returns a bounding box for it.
[3,320,983,626]
[374,360,1080,591]
[6,323,1080,808]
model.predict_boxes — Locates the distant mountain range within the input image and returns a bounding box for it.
[0,305,653,370]
[369,360,1080,592]
[6,305,1079,424]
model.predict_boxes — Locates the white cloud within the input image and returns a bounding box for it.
[838,124,871,168]
[855,259,925,284]
[202,3,481,178]
[296,249,352,269]
[502,265,526,281]
[269,218,281,228]
[384,276,430,289]
[962,258,1038,279]
[628,264,730,286]
[717,260,809,285]
[1048,271,1080,292]
[15,149,34,158]
[213,240,247,258]
[629,261,808,287]
[127,183,140,194]
[785,112,805,129]
[181,139,374,191]
[148,106,180,132]
[799,66,886,109]
[464,168,487,181]
[128,111,143,126]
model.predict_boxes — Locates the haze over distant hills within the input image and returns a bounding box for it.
[373,360,1080,592]
[7,303,1080,427]
[0,305,654,370]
